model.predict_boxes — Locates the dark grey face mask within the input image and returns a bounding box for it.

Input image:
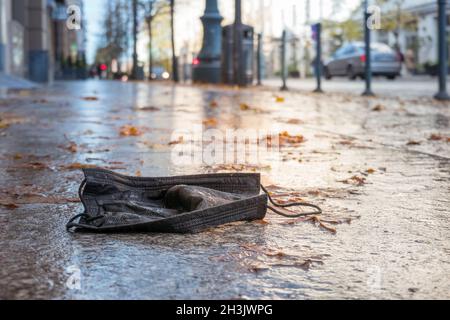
[66,169,321,234]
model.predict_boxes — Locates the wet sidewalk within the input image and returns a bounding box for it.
[0,80,449,299]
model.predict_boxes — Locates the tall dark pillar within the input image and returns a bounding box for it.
[28,0,50,83]
[434,0,450,101]
[192,0,223,83]
[362,0,374,96]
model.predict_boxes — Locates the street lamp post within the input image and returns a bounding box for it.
[256,33,262,85]
[280,30,288,91]
[434,0,450,101]
[313,23,323,93]
[362,0,374,96]
[192,0,223,83]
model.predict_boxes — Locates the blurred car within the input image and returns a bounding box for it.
[323,42,402,80]
[150,67,170,80]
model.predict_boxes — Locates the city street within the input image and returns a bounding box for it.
[264,76,449,99]
[0,80,449,299]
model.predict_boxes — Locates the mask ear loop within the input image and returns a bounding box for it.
[261,185,322,218]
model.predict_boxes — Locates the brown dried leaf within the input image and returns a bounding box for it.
[120,125,143,137]
[407,140,421,146]
[429,134,443,141]
[0,202,19,210]
[137,106,160,112]
[82,96,99,101]
[61,163,98,170]
[372,104,385,112]
[168,136,184,145]
[202,118,218,127]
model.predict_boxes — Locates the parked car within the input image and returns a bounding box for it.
[150,67,170,80]
[323,42,402,80]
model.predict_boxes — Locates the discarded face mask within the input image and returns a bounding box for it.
[66,169,322,234]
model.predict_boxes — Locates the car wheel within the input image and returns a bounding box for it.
[386,75,396,80]
[347,66,357,80]
[324,67,332,80]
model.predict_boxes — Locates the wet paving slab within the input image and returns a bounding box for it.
[0,80,449,299]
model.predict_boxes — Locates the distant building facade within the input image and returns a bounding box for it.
[0,0,86,83]
[372,0,450,72]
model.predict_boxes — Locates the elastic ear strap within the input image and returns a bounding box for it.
[261,185,322,218]
[78,178,87,211]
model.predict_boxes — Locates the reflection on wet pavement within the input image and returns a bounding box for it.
[0,80,449,299]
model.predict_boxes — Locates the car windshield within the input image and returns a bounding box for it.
[354,43,393,53]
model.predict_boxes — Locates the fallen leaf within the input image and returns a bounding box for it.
[61,163,98,170]
[202,118,218,127]
[82,96,99,101]
[407,140,421,146]
[16,162,50,170]
[135,170,142,177]
[350,175,366,186]
[120,125,143,137]
[286,119,302,125]
[279,131,305,145]
[65,141,78,153]
[209,100,218,108]
[0,202,19,209]
[339,140,354,146]
[372,104,385,112]
[248,266,270,273]
[137,106,160,112]
[275,96,285,103]
[168,136,184,145]
[240,103,250,111]
[366,168,375,174]
[429,134,443,141]
[254,219,270,225]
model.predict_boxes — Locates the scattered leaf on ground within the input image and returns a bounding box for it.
[286,119,303,125]
[275,96,285,103]
[366,168,375,174]
[209,100,218,108]
[407,140,421,146]
[120,125,143,137]
[254,219,270,225]
[61,163,98,170]
[279,131,305,145]
[240,103,250,111]
[0,202,19,210]
[202,118,218,127]
[137,106,160,112]
[372,104,385,112]
[429,134,443,141]
[168,136,184,145]
[82,96,99,101]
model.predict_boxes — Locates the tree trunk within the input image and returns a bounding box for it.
[146,18,153,80]
[170,0,178,82]
[132,0,138,79]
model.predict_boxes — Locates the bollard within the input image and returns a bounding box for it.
[434,0,450,101]
[256,33,262,86]
[362,0,374,97]
[280,30,288,91]
[313,23,323,93]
